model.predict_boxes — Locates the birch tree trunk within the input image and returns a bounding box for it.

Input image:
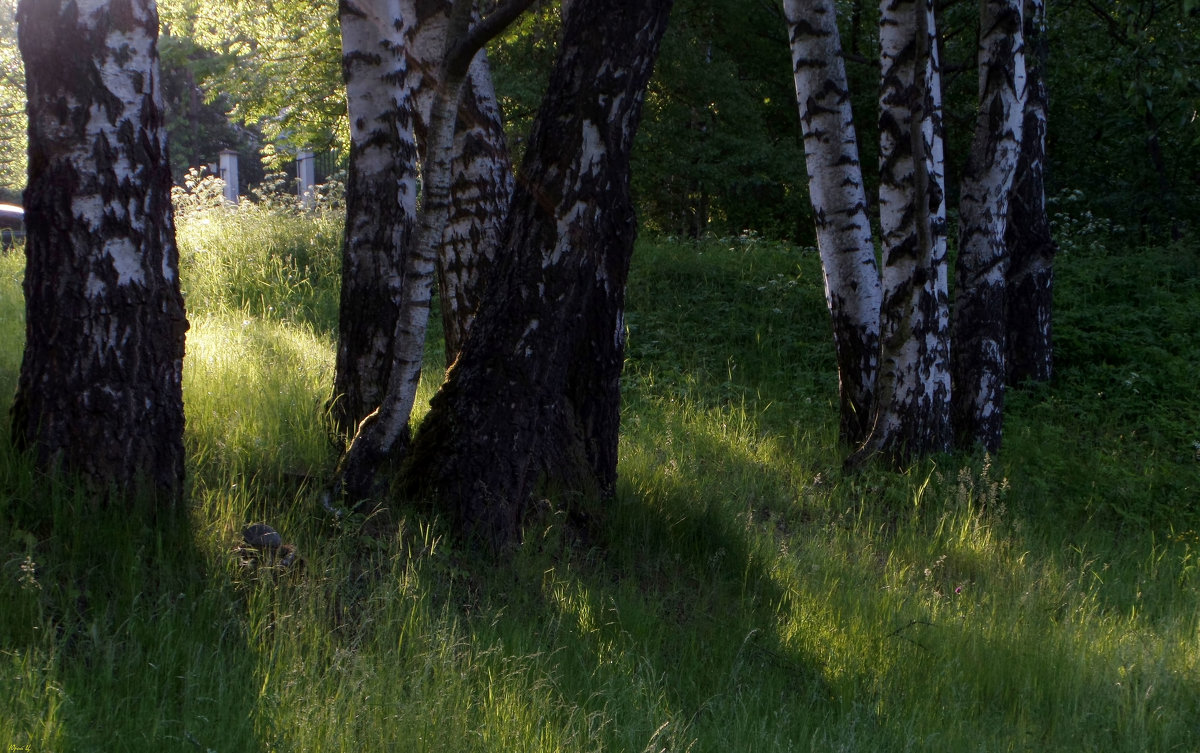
[407,0,674,552]
[848,0,951,467]
[437,54,513,364]
[331,0,513,434]
[1005,0,1054,385]
[332,0,532,503]
[331,0,421,435]
[13,0,188,500]
[406,2,514,364]
[784,0,881,447]
[951,0,1026,452]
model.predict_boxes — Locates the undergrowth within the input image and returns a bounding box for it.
[1,209,1198,751]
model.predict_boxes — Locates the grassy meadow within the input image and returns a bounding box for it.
[1,198,1199,752]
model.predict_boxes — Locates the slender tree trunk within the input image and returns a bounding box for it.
[848,0,951,467]
[951,0,1025,452]
[407,0,674,551]
[1005,0,1054,385]
[330,0,421,436]
[13,0,188,500]
[437,53,513,364]
[784,0,881,446]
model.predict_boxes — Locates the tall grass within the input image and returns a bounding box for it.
[1,211,1198,751]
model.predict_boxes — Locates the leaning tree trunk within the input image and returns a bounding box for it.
[848,0,951,468]
[407,0,674,551]
[951,0,1025,452]
[1005,0,1054,385]
[12,0,188,500]
[330,0,421,436]
[784,0,881,446]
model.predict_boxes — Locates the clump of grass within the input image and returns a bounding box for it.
[176,188,343,335]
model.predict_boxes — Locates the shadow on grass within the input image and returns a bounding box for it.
[0,451,266,752]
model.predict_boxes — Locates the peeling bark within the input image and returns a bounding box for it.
[952,0,1025,452]
[407,0,673,551]
[13,0,188,500]
[848,0,951,468]
[784,0,881,446]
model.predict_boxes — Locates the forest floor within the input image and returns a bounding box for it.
[2,204,1198,751]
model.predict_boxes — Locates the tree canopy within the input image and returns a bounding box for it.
[3,0,1197,238]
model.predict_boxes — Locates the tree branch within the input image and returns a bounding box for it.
[447,0,537,76]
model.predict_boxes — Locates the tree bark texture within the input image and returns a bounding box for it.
[13,0,188,500]
[331,0,421,436]
[951,0,1025,452]
[1004,0,1054,385]
[406,1,515,365]
[407,0,674,551]
[437,53,513,364]
[849,0,951,467]
[784,0,881,446]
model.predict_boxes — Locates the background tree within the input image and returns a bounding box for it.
[158,0,346,163]
[12,0,189,499]
[784,0,881,446]
[407,0,674,550]
[1004,0,1054,385]
[1049,0,1200,237]
[848,0,952,467]
[951,0,1026,452]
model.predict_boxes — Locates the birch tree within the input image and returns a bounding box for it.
[848,0,951,467]
[331,0,532,501]
[436,54,513,363]
[331,0,422,434]
[1004,0,1053,385]
[406,0,674,550]
[12,0,189,499]
[784,0,881,446]
[951,0,1025,452]
[331,0,512,434]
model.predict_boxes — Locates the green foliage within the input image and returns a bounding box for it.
[1046,0,1200,235]
[0,0,25,198]
[631,0,810,240]
[158,0,346,166]
[4,210,1200,750]
[157,29,269,185]
[490,0,812,240]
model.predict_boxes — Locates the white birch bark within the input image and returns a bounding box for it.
[784,0,881,446]
[438,53,513,362]
[951,0,1026,452]
[849,0,951,467]
[331,0,422,434]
